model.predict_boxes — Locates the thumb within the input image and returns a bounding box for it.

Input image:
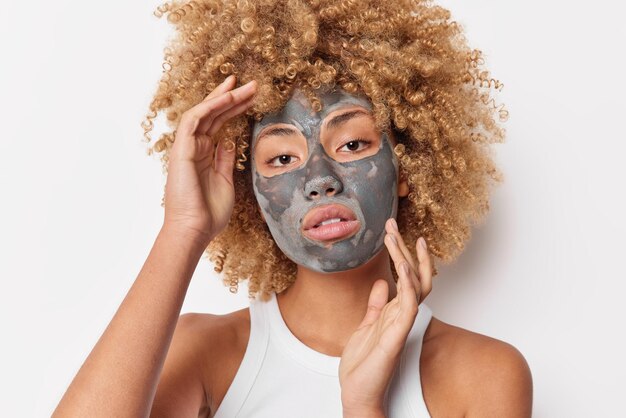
[214,139,237,186]
[357,279,389,330]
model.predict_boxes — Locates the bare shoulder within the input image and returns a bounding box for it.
[176,307,251,364]
[420,316,533,418]
[151,308,251,418]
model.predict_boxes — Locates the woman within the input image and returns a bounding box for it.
[53,0,532,417]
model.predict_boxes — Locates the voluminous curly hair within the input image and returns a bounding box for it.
[141,0,507,300]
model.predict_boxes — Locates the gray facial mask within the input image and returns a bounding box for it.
[251,87,398,273]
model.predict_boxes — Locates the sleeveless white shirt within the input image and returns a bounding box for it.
[213,291,433,418]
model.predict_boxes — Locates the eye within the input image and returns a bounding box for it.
[338,138,371,153]
[267,154,298,167]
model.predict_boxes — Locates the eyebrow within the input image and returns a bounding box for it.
[256,108,371,141]
[263,127,298,136]
[258,126,299,140]
[325,109,371,130]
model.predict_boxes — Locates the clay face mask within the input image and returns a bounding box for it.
[251,87,399,273]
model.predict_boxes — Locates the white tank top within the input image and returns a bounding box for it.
[213,291,433,418]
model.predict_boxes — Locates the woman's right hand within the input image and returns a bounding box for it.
[163,75,257,245]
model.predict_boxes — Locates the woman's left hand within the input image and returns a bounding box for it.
[339,218,433,416]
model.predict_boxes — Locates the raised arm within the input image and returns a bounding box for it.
[52,76,257,418]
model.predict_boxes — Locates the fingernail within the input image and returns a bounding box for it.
[390,218,398,231]
[224,75,234,84]
[389,233,397,245]
[418,237,427,250]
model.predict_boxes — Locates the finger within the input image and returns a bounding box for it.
[385,218,421,296]
[206,94,255,137]
[205,95,255,180]
[385,218,417,272]
[384,232,408,274]
[180,123,217,164]
[213,138,237,186]
[194,138,217,174]
[384,232,421,298]
[415,237,433,304]
[196,80,257,134]
[398,261,419,322]
[172,81,256,162]
[196,132,217,160]
[176,80,256,139]
[357,279,389,330]
[171,76,238,158]
[202,75,236,102]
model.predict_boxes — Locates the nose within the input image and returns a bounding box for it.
[304,145,344,199]
[304,175,343,199]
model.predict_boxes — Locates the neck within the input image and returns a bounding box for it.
[276,247,397,357]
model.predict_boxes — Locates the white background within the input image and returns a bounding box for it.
[1,0,624,416]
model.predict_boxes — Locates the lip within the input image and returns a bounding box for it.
[301,203,360,242]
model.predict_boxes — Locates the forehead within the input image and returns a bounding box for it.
[251,87,373,142]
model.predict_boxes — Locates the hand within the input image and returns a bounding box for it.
[383,218,433,305]
[339,218,433,414]
[163,75,257,244]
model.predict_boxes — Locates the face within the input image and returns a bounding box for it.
[251,86,399,273]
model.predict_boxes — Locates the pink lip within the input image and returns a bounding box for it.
[301,204,360,243]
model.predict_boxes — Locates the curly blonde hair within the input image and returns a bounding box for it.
[141,0,507,300]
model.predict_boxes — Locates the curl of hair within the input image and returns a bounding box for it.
[142,0,508,300]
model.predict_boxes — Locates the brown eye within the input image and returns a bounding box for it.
[338,138,371,153]
[346,141,359,151]
[268,154,297,167]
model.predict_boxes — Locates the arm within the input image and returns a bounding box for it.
[149,313,213,418]
[52,226,207,418]
[52,75,257,418]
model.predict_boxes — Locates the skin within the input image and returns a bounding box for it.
[52,76,533,418]
[52,75,258,418]
[251,88,398,272]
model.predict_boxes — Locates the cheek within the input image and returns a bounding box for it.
[253,170,304,220]
[343,156,397,194]
[340,150,398,220]
[355,166,395,207]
